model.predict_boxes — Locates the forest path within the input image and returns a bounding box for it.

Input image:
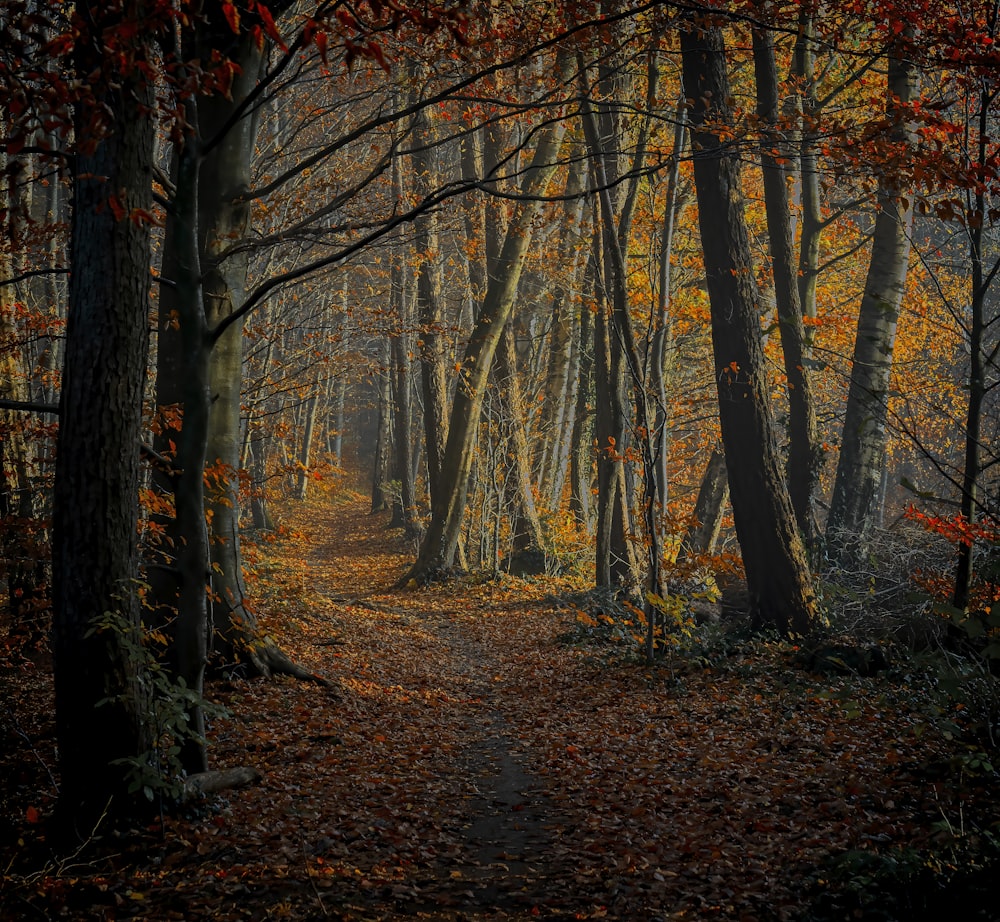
[213,484,959,922]
[6,484,968,921]
[287,489,569,917]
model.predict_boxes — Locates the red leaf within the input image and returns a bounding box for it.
[222,2,240,33]
[108,194,127,222]
[256,4,287,52]
[26,806,40,824]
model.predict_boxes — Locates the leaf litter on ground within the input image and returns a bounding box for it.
[1,479,995,920]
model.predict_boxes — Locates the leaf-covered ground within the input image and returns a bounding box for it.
[2,483,997,920]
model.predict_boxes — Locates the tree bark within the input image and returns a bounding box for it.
[952,79,992,610]
[537,156,587,505]
[569,273,595,530]
[52,2,156,832]
[826,36,919,565]
[681,22,816,635]
[494,322,546,561]
[168,124,211,776]
[752,25,821,548]
[681,442,729,557]
[411,99,449,507]
[389,156,419,535]
[405,56,570,582]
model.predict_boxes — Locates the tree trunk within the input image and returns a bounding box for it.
[296,386,318,501]
[953,86,991,610]
[826,37,919,565]
[793,8,823,342]
[582,43,658,602]
[681,22,816,635]
[371,350,392,513]
[752,26,821,548]
[537,157,587,505]
[168,125,211,776]
[569,276,595,530]
[681,442,729,557]
[194,28,323,685]
[405,59,570,582]
[412,100,449,507]
[0,139,43,630]
[494,322,546,562]
[52,3,156,832]
[650,100,687,513]
[388,169,419,533]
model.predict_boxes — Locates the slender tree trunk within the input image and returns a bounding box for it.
[0,141,42,628]
[405,63,570,582]
[371,351,392,513]
[794,9,822,341]
[52,3,156,831]
[681,22,816,635]
[826,37,919,564]
[681,442,729,557]
[537,157,587,503]
[389,187,418,534]
[953,83,992,610]
[651,101,687,512]
[582,43,658,603]
[494,322,545,560]
[296,383,318,501]
[168,126,211,775]
[570,278,595,530]
[412,101,449,507]
[331,375,345,466]
[753,25,820,547]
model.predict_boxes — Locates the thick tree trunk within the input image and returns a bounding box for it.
[193,28,324,685]
[52,4,156,832]
[681,23,816,635]
[826,38,919,565]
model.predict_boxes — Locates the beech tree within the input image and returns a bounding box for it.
[50,0,158,832]
[680,19,817,634]
[827,30,921,565]
[405,48,574,582]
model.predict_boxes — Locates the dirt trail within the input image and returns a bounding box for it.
[236,489,980,922]
[3,487,985,921]
[293,494,567,917]
[3,487,967,921]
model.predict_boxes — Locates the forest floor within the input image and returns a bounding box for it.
[2,479,999,921]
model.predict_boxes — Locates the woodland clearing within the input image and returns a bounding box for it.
[1,479,997,921]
